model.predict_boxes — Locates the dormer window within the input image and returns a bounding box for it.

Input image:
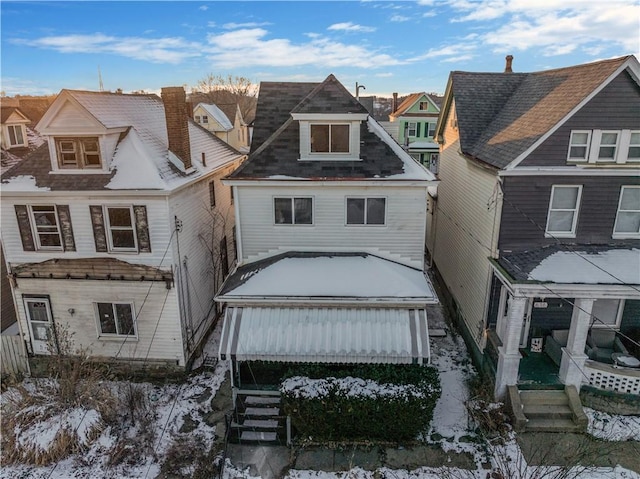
[55,137,102,169]
[310,124,349,153]
[419,101,429,111]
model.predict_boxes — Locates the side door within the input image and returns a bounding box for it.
[24,296,55,354]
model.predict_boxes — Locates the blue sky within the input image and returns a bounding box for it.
[2,0,638,98]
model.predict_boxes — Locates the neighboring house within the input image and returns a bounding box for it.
[431,55,640,411]
[389,93,443,175]
[216,74,439,388]
[194,102,252,154]
[1,87,244,370]
[1,107,30,150]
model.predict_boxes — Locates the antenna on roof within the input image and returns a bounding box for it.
[98,66,104,92]
[355,82,366,100]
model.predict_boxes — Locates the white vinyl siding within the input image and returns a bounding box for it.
[1,196,173,266]
[236,185,426,268]
[432,104,499,349]
[545,185,582,237]
[14,279,184,365]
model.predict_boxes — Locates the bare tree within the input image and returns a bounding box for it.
[192,74,258,121]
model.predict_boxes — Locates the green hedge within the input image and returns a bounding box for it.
[279,364,440,443]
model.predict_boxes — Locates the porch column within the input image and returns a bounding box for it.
[494,295,528,399]
[559,298,593,390]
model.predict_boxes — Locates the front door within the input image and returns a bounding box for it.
[24,297,55,354]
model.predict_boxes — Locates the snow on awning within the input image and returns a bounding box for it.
[218,306,430,365]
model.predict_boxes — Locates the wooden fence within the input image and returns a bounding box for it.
[1,334,30,377]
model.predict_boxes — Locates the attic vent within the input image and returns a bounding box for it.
[450,118,458,129]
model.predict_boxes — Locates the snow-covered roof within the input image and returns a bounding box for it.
[218,305,430,364]
[408,141,439,150]
[217,252,438,303]
[498,245,640,285]
[194,103,233,131]
[2,90,244,192]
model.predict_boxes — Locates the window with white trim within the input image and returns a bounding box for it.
[55,137,102,169]
[202,115,208,124]
[310,124,349,153]
[545,185,582,237]
[597,131,619,162]
[7,125,26,147]
[590,299,623,328]
[274,197,313,225]
[419,101,429,111]
[427,122,436,138]
[628,131,640,161]
[613,186,640,238]
[346,197,386,225]
[407,122,417,137]
[95,302,136,337]
[29,205,63,250]
[568,131,590,161]
[105,206,137,251]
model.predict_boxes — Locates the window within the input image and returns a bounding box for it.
[427,122,436,138]
[274,197,313,225]
[568,131,591,161]
[55,137,101,169]
[220,236,229,277]
[202,115,208,124]
[209,181,216,207]
[95,302,136,337]
[346,197,386,225]
[597,131,619,161]
[105,206,137,251]
[407,122,417,137]
[29,205,63,250]
[195,115,201,123]
[628,131,640,161]
[545,185,582,237]
[310,124,349,153]
[613,186,640,238]
[591,299,622,328]
[7,125,25,147]
[419,101,429,111]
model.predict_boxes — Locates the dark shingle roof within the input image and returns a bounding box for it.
[230,75,412,180]
[452,55,634,169]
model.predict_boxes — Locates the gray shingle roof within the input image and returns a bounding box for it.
[452,56,634,169]
[230,75,430,180]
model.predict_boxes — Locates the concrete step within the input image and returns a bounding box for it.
[244,395,281,405]
[519,390,569,405]
[233,419,280,429]
[244,406,280,416]
[522,403,573,419]
[525,418,584,433]
[240,430,278,442]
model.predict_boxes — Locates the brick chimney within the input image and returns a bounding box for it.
[392,92,398,114]
[505,55,514,73]
[161,86,192,170]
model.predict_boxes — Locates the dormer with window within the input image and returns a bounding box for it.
[293,113,368,161]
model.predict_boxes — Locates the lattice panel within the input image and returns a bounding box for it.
[585,368,640,395]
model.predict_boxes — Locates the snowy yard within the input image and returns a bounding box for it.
[1,318,639,479]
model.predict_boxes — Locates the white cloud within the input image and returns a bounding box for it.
[327,22,376,33]
[15,34,202,64]
[0,77,57,96]
[374,72,394,78]
[390,15,410,22]
[422,11,438,18]
[223,21,271,29]
[409,43,477,62]
[449,0,639,56]
[204,28,403,69]
[198,5,208,11]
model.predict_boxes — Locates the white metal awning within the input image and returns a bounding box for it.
[218,306,430,365]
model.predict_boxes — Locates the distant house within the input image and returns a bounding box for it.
[1,107,30,150]
[432,55,640,422]
[193,102,252,154]
[389,93,443,175]
[1,87,244,370]
[216,73,439,386]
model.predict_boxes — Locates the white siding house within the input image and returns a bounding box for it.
[1,87,244,369]
[216,75,439,386]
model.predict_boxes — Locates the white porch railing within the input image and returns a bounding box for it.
[583,359,640,395]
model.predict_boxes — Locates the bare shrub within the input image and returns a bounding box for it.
[161,434,223,479]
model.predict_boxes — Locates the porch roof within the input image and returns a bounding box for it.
[218,306,430,364]
[496,245,640,286]
[216,252,438,304]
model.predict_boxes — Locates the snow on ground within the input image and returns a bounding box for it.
[2,317,639,479]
